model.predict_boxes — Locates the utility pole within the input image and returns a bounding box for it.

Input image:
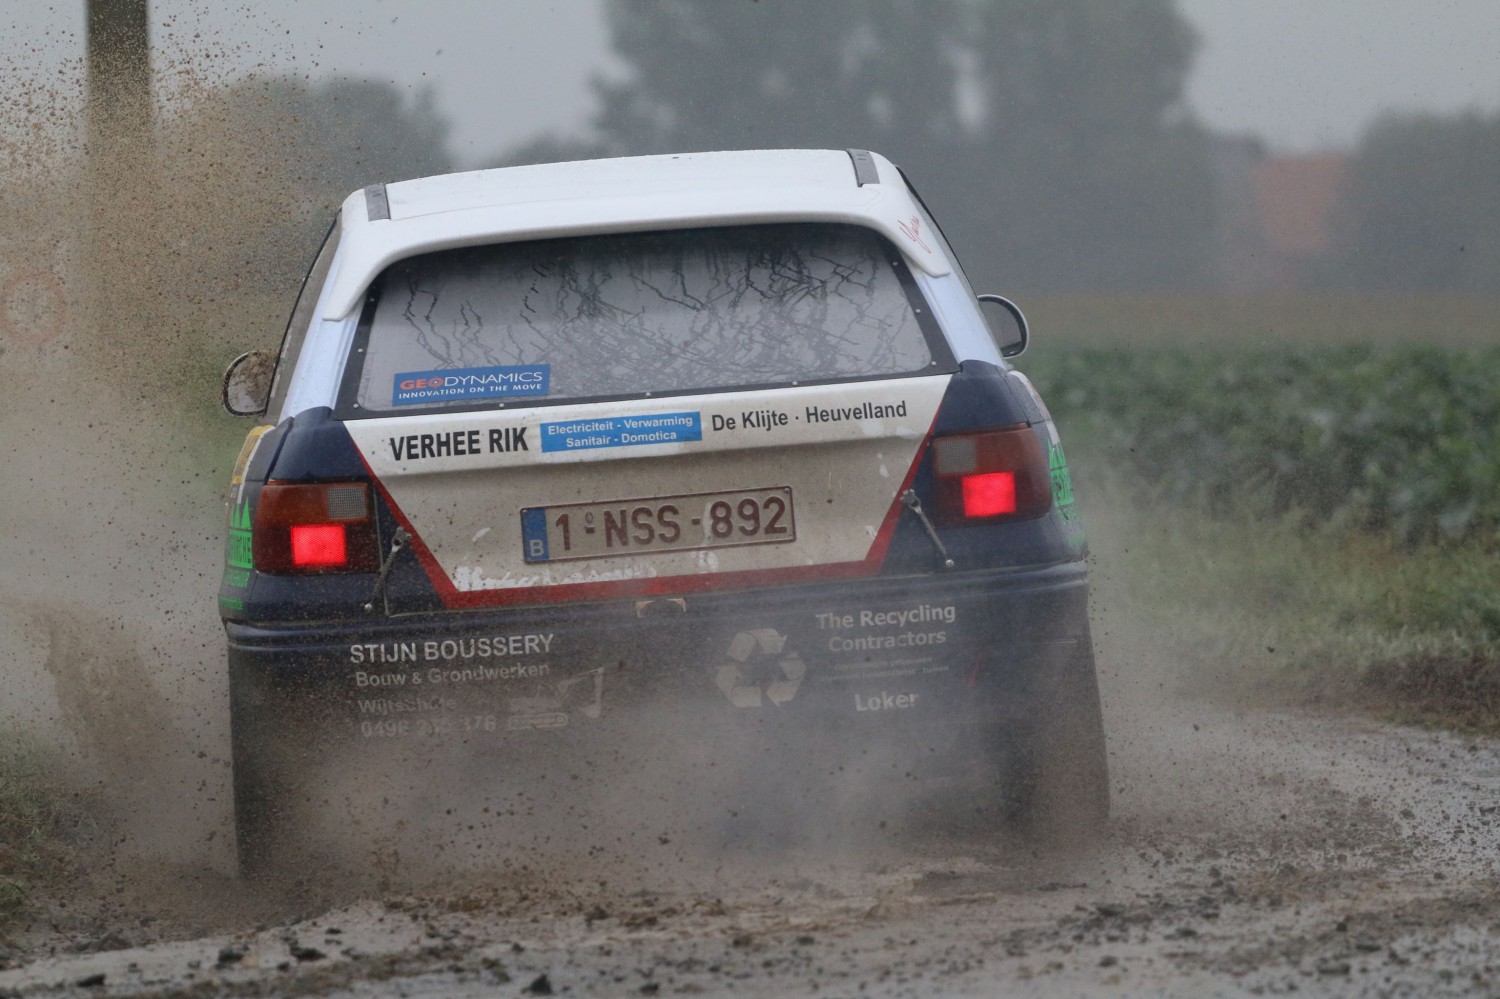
[86,0,153,153]
[83,0,153,368]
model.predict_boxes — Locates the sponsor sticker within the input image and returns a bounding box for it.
[540,412,702,452]
[392,364,550,406]
[226,498,253,570]
[715,629,806,708]
[1049,438,1086,546]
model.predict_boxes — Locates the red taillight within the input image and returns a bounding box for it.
[253,482,379,574]
[931,426,1051,525]
[962,471,1017,518]
[290,523,348,568]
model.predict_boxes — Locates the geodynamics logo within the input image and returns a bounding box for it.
[392,364,551,406]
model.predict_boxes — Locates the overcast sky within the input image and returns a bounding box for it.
[6,0,1499,164]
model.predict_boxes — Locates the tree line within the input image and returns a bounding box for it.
[160,1,1500,297]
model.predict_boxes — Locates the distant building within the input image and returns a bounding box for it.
[1211,137,1348,291]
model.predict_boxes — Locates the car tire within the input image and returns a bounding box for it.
[230,664,331,881]
[1005,636,1110,843]
[958,634,1109,845]
[229,663,284,879]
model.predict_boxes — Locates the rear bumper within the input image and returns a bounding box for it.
[226,562,1092,754]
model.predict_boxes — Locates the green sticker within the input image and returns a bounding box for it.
[1049,440,1076,507]
[226,498,253,570]
[1049,440,1086,547]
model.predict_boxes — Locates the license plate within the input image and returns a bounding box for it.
[520,487,795,563]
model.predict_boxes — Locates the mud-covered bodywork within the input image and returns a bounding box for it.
[219,149,1106,872]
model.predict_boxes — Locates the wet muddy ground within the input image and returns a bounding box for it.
[2,691,1496,997]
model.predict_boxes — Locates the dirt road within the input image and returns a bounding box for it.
[3,682,1497,997]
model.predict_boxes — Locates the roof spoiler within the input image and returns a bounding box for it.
[364,184,391,221]
[846,149,880,187]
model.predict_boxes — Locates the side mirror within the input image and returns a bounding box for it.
[977,294,1029,358]
[222,350,274,417]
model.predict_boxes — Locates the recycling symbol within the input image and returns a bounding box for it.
[715,628,806,708]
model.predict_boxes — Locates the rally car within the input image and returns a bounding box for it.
[219,148,1107,874]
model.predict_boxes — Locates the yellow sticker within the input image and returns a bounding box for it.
[230,424,273,488]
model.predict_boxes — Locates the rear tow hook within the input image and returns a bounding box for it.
[363,526,411,613]
[900,490,955,571]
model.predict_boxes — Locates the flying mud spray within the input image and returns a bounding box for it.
[0,3,254,929]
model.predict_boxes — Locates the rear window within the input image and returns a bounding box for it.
[340,223,951,415]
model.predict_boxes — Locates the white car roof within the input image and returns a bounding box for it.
[322,148,950,321]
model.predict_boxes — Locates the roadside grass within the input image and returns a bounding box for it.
[1052,401,1500,735]
[0,732,96,939]
[1079,469,1500,731]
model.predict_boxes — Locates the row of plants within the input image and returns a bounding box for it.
[1024,344,1500,546]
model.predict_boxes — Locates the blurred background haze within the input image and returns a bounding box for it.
[4,0,1499,298]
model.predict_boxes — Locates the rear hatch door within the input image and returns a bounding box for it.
[336,222,957,612]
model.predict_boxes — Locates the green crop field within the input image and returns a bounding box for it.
[1023,343,1500,543]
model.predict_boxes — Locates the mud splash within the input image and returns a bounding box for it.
[0,16,326,899]
[0,69,962,943]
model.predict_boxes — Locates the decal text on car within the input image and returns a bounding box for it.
[540,412,702,452]
[388,426,529,461]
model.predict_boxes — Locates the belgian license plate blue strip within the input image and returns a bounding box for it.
[521,487,795,563]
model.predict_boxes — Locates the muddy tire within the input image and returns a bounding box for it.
[229,665,334,881]
[1002,636,1110,842]
[954,635,1109,843]
[228,664,284,878]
